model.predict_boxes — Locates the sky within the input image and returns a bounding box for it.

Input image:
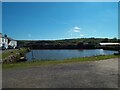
[2,0,120,2]
[2,2,118,40]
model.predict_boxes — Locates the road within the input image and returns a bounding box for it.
[1,49,18,53]
[2,58,119,88]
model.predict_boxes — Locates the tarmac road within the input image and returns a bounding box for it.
[2,58,119,88]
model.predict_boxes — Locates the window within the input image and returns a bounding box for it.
[2,38,4,42]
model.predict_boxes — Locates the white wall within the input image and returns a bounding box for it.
[0,38,8,49]
[9,40,17,48]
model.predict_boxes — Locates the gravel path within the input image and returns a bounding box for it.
[2,58,118,88]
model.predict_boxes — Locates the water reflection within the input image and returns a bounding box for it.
[99,49,105,55]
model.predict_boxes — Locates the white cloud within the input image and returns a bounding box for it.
[67,26,83,38]
[80,34,84,37]
[73,26,80,32]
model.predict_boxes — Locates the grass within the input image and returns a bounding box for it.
[0,48,29,59]
[2,54,119,69]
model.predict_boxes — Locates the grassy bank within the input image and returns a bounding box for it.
[0,48,30,63]
[3,54,119,69]
[0,48,29,59]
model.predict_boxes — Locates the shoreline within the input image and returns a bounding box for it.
[3,54,119,69]
[29,48,119,51]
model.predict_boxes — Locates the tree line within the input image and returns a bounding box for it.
[17,38,120,50]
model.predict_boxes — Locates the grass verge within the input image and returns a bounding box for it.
[2,54,119,69]
[1,48,29,59]
[0,48,24,59]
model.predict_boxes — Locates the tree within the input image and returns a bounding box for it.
[77,41,84,48]
[101,38,108,43]
[112,37,117,43]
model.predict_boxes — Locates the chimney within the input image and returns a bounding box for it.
[4,34,7,37]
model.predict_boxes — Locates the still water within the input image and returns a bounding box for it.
[26,49,118,61]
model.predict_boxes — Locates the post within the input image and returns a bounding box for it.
[31,50,35,60]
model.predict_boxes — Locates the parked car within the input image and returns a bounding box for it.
[8,45,13,49]
[2,45,7,50]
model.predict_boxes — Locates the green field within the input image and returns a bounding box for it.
[3,54,119,69]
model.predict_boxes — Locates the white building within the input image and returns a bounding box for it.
[100,43,120,46]
[8,37,17,49]
[0,33,8,49]
[0,33,17,49]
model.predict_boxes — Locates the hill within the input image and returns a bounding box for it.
[17,38,120,50]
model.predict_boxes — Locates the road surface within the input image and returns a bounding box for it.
[1,49,18,53]
[2,58,119,88]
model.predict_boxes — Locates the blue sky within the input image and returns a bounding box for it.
[2,2,118,40]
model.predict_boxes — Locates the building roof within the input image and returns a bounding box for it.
[0,33,15,41]
[7,37,15,41]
